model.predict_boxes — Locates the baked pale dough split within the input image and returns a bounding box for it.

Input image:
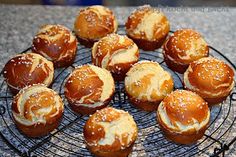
[163,28,209,73]
[126,5,170,51]
[64,64,115,115]
[125,60,174,111]
[92,33,139,81]
[12,84,64,137]
[84,107,138,157]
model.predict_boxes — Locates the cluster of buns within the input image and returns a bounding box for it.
[159,25,235,106]
[12,84,64,137]
[157,27,234,144]
[92,34,139,81]
[3,24,77,137]
[32,24,77,68]
[159,37,234,144]
[125,61,174,111]
[64,64,115,115]
[74,5,118,47]
[83,107,138,157]
[76,5,170,52]
[2,4,235,156]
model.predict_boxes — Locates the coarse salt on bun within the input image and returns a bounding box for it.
[74,5,118,47]
[92,34,139,81]
[126,5,170,51]
[32,24,77,68]
[12,84,64,137]
[64,64,115,115]
[157,90,210,144]
[84,107,138,157]
[125,60,174,111]
[184,57,235,104]
[3,52,54,94]
[163,28,209,73]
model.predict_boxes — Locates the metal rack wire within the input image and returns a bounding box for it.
[0,25,235,157]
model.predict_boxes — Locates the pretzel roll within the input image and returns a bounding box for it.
[157,90,210,144]
[125,61,174,111]
[32,24,77,68]
[92,34,139,81]
[74,5,118,47]
[64,64,115,115]
[184,57,235,105]
[163,28,209,73]
[3,52,54,94]
[125,5,170,51]
[84,107,138,157]
[12,84,64,137]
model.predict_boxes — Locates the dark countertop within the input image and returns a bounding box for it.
[0,5,235,157]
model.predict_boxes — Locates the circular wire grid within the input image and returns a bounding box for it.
[0,26,236,157]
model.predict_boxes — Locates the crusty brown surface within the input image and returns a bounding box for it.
[157,90,210,144]
[127,34,167,51]
[163,29,209,73]
[32,24,77,68]
[184,57,235,104]
[92,34,139,81]
[3,52,54,94]
[84,107,138,157]
[12,84,64,137]
[126,92,161,111]
[74,5,117,46]
[125,61,174,111]
[76,36,97,48]
[64,65,115,115]
[159,123,208,145]
[125,5,170,50]
[163,53,189,74]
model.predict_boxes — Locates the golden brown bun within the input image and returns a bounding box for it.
[163,28,209,73]
[12,84,64,137]
[157,90,210,144]
[125,5,170,51]
[3,52,54,94]
[92,34,139,81]
[64,64,115,115]
[83,107,138,157]
[184,57,235,105]
[125,61,174,111]
[74,5,118,47]
[32,24,77,68]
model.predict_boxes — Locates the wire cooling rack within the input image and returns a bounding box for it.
[0,25,235,157]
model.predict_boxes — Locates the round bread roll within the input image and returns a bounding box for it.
[92,34,140,81]
[84,107,138,157]
[32,24,77,68]
[3,52,54,94]
[125,61,174,111]
[125,5,170,51]
[74,5,118,47]
[184,57,235,105]
[64,64,115,115]
[157,90,210,145]
[12,84,64,137]
[163,28,209,73]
